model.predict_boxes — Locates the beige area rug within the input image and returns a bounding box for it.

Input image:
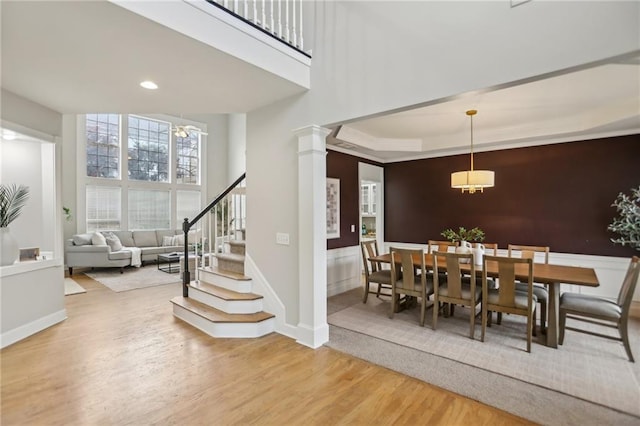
[64,278,86,295]
[327,295,640,417]
[85,266,181,292]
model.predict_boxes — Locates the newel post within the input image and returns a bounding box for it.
[294,125,331,348]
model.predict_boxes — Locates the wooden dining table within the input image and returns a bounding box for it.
[369,252,600,348]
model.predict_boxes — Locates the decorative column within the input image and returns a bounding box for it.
[295,125,331,348]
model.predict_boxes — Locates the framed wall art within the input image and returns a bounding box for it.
[326,178,340,239]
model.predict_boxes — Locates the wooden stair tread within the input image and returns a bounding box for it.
[201,265,251,281]
[189,281,262,301]
[170,297,274,323]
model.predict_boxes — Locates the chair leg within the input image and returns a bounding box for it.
[419,295,426,327]
[432,295,438,331]
[497,312,502,324]
[376,283,382,298]
[363,280,370,304]
[620,318,635,362]
[469,303,475,339]
[559,310,566,345]
[532,309,537,337]
[389,291,396,319]
[527,311,533,353]
[481,305,487,342]
[540,300,547,332]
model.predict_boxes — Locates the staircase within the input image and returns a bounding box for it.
[171,174,275,338]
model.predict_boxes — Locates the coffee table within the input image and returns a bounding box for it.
[158,252,186,273]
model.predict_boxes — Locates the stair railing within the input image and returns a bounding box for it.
[182,173,246,297]
[205,0,309,56]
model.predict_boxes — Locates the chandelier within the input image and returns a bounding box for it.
[451,109,495,193]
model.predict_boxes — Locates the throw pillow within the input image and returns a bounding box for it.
[91,231,107,246]
[162,235,175,247]
[174,233,185,246]
[104,232,123,251]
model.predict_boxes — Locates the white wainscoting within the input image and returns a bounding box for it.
[327,245,361,297]
[384,242,638,302]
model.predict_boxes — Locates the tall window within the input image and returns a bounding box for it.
[86,114,120,178]
[83,114,204,232]
[128,116,170,182]
[176,133,200,184]
[86,186,121,231]
[128,189,171,230]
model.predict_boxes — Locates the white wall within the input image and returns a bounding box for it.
[1,89,62,137]
[228,113,246,183]
[246,1,640,329]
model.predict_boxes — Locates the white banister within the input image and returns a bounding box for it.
[285,0,290,43]
[291,0,297,47]
[298,0,303,49]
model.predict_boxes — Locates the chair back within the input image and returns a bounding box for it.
[617,256,640,312]
[508,244,549,264]
[428,240,458,254]
[481,242,498,256]
[433,251,475,298]
[360,240,381,276]
[390,247,425,292]
[484,255,533,308]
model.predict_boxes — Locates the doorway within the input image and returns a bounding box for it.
[358,163,384,253]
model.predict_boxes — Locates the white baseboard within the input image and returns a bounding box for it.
[1,309,67,349]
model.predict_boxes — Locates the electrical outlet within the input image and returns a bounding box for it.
[276,232,290,245]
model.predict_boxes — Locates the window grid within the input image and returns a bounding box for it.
[128,116,170,182]
[176,134,200,185]
[86,114,120,178]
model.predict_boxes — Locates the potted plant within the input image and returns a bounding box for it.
[608,185,639,251]
[441,227,485,243]
[0,184,30,266]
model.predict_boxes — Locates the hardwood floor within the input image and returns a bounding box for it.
[1,274,532,425]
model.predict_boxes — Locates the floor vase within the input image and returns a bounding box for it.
[0,227,19,266]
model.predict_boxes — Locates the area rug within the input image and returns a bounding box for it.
[327,294,640,417]
[64,278,86,295]
[84,266,181,292]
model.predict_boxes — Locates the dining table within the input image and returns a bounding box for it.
[369,252,600,348]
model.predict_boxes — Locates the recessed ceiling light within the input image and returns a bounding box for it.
[140,80,158,90]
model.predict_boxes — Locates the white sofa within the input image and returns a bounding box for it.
[65,229,197,275]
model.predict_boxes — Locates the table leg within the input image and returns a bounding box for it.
[546,282,560,348]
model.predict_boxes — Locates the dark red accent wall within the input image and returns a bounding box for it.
[385,135,640,256]
[326,150,382,249]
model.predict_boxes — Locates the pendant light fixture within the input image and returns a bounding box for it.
[451,109,495,193]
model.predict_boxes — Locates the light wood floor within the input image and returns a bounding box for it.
[1,274,533,425]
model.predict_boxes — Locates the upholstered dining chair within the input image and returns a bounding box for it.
[559,256,639,362]
[360,240,393,303]
[428,240,459,254]
[432,251,481,339]
[481,255,537,353]
[389,247,433,326]
[508,244,550,333]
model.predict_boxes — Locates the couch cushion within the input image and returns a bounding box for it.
[156,230,177,246]
[133,230,158,247]
[91,232,107,246]
[108,250,132,261]
[140,246,166,256]
[72,233,93,246]
[161,235,175,247]
[113,231,135,247]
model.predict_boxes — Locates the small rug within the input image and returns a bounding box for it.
[327,295,640,417]
[64,278,86,295]
[85,265,181,292]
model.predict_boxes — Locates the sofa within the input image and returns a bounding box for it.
[65,229,200,275]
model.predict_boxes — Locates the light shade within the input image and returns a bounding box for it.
[451,170,495,193]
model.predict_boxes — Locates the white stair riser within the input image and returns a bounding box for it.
[189,287,264,314]
[199,269,253,293]
[172,305,274,338]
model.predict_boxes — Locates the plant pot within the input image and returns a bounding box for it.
[0,227,19,266]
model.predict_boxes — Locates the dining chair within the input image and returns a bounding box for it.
[559,256,639,362]
[360,240,393,303]
[428,240,458,254]
[481,242,498,256]
[481,255,537,353]
[432,251,481,339]
[389,247,434,326]
[508,244,549,333]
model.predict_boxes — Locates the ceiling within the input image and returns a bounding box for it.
[1,1,638,161]
[330,57,640,162]
[0,1,306,115]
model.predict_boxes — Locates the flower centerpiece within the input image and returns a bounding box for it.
[608,185,640,251]
[0,184,30,266]
[441,226,485,243]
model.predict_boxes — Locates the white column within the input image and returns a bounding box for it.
[295,125,331,349]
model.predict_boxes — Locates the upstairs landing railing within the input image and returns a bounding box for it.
[206,0,308,56]
[182,173,246,297]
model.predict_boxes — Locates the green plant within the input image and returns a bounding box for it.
[63,206,73,222]
[608,185,640,251]
[441,226,485,243]
[0,184,30,228]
